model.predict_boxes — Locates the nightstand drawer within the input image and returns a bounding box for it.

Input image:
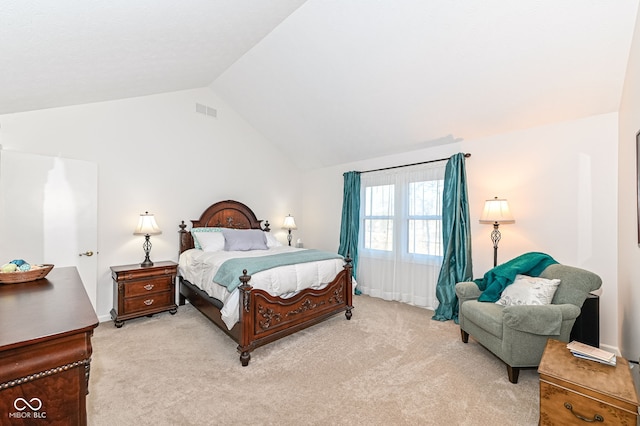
[113,266,176,282]
[123,291,173,314]
[124,275,173,297]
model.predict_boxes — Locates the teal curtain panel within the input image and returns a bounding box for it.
[338,171,361,286]
[432,153,473,322]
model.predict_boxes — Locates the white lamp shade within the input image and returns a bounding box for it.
[479,197,515,224]
[133,212,162,235]
[282,215,297,230]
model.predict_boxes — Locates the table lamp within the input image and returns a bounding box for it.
[282,215,297,246]
[133,211,162,267]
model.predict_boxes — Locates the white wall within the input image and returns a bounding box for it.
[0,88,303,321]
[302,113,620,353]
[618,5,640,362]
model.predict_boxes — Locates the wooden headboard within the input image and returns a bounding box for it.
[178,200,270,254]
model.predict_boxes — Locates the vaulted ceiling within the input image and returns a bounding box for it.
[1,1,638,169]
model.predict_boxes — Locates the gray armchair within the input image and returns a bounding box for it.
[455,264,602,383]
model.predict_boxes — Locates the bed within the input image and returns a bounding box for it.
[177,200,354,366]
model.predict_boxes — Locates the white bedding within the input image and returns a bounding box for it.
[178,246,349,329]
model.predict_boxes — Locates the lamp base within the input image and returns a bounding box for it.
[140,259,154,268]
[140,234,154,267]
[491,222,502,267]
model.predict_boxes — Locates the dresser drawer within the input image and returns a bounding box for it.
[124,275,173,297]
[123,291,173,315]
[113,266,176,282]
[540,380,638,425]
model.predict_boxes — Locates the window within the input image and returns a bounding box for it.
[357,161,446,309]
[363,184,394,251]
[361,175,444,259]
[407,179,444,256]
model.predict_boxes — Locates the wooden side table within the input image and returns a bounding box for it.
[538,339,639,425]
[110,261,178,327]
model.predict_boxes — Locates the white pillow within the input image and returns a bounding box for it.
[264,232,282,248]
[195,231,226,252]
[496,274,561,306]
[191,227,222,249]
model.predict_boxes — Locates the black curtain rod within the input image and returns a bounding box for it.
[359,153,471,174]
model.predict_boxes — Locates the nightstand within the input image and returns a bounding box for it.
[110,261,178,327]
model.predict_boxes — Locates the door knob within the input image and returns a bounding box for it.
[79,251,94,257]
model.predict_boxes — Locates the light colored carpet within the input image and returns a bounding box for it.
[87,295,539,425]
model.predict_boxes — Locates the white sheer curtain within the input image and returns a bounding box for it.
[356,162,446,309]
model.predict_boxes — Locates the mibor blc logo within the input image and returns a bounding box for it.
[9,397,47,419]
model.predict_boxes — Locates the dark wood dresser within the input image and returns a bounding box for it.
[538,338,639,425]
[0,267,99,425]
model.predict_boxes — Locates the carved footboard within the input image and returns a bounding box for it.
[236,260,353,366]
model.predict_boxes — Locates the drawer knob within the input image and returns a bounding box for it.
[563,403,603,423]
[143,284,154,291]
[143,299,154,306]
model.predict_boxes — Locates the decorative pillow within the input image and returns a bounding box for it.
[195,231,226,252]
[495,274,561,306]
[264,232,282,248]
[191,227,222,249]
[222,229,268,251]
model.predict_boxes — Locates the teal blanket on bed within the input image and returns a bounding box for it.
[214,249,344,292]
[475,252,558,302]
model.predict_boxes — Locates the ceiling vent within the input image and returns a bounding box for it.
[196,103,217,118]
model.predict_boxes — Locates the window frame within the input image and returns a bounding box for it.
[360,174,444,264]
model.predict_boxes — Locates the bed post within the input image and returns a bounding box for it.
[237,269,253,366]
[344,256,354,320]
[178,220,193,254]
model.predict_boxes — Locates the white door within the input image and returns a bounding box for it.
[0,150,98,309]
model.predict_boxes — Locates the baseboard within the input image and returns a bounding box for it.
[599,343,621,357]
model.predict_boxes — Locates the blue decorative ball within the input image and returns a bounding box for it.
[18,263,31,271]
[10,259,26,267]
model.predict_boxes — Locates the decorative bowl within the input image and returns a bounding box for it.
[0,264,54,284]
